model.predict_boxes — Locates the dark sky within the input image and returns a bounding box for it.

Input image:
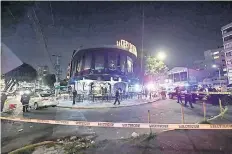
[2,2,232,77]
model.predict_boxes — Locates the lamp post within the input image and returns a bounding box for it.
[157,51,166,61]
[212,64,221,88]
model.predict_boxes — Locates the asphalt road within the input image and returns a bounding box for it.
[1,99,230,153]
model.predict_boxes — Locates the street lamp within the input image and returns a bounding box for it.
[157,51,166,61]
[212,64,221,87]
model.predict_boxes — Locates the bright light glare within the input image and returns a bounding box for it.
[19,91,24,95]
[212,64,217,68]
[157,52,166,61]
[20,90,30,95]
[146,83,154,90]
[135,84,141,92]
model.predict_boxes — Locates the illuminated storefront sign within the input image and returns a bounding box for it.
[116,40,137,57]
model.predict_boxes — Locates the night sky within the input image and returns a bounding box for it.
[2,2,232,78]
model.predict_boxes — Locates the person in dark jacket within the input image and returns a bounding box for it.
[176,87,182,103]
[21,93,30,112]
[114,88,120,105]
[72,89,77,105]
[184,90,194,108]
[1,92,7,112]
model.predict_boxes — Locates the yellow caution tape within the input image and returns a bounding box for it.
[192,92,231,95]
[1,116,232,130]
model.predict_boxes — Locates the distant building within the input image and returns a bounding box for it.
[222,22,232,84]
[193,47,227,87]
[37,65,49,77]
[167,67,211,86]
[193,47,225,71]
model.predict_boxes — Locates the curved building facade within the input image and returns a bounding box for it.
[69,45,139,95]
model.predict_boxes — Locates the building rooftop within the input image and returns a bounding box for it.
[221,22,232,31]
[72,45,135,59]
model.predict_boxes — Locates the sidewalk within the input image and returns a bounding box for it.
[57,97,161,109]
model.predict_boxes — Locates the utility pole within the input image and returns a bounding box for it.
[52,54,62,82]
[141,4,144,73]
[52,54,62,96]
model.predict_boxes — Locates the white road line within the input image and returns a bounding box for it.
[78,110,94,133]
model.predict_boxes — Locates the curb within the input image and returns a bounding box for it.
[158,106,230,134]
[57,98,161,109]
[9,141,54,154]
[207,106,228,121]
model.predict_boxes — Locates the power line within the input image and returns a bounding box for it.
[49,1,55,26]
[31,6,54,71]
[7,7,15,20]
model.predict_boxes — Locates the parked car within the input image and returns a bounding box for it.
[29,93,58,110]
[168,85,200,100]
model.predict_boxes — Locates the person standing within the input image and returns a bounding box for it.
[114,88,120,105]
[20,93,30,112]
[184,90,194,108]
[72,89,77,105]
[1,92,7,112]
[176,87,182,103]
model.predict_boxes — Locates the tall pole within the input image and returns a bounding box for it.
[52,54,62,82]
[52,54,61,96]
[219,68,221,88]
[141,4,144,75]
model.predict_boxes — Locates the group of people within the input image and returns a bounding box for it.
[176,87,194,108]
[71,88,121,105]
[1,92,30,113]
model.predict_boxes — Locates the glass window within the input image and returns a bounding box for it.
[174,73,180,82]
[227,60,232,65]
[168,74,173,80]
[224,35,232,42]
[127,56,133,73]
[228,69,232,73]
[223,27,232,34]
[108,53,117,70]
[226,52,232,57]
[84,54,91,70]
[79,58,83,71]
[180,72,187,81]
[76,60,81,72]
[228,73,232,77]
[224,43,232,49]
[95,54,104,70]
[120,55,126,72]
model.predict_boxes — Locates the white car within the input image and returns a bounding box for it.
[29,93,58,110]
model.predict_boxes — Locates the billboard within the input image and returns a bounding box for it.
[116,40,137,57]
[1,43,23,74]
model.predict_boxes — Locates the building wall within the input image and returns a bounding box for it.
[193,47,227,85]
[69,46,138,83]
[37,65,49,77]
[167,67,210,85]
[194,47,225,70]
[222,22,232,84]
